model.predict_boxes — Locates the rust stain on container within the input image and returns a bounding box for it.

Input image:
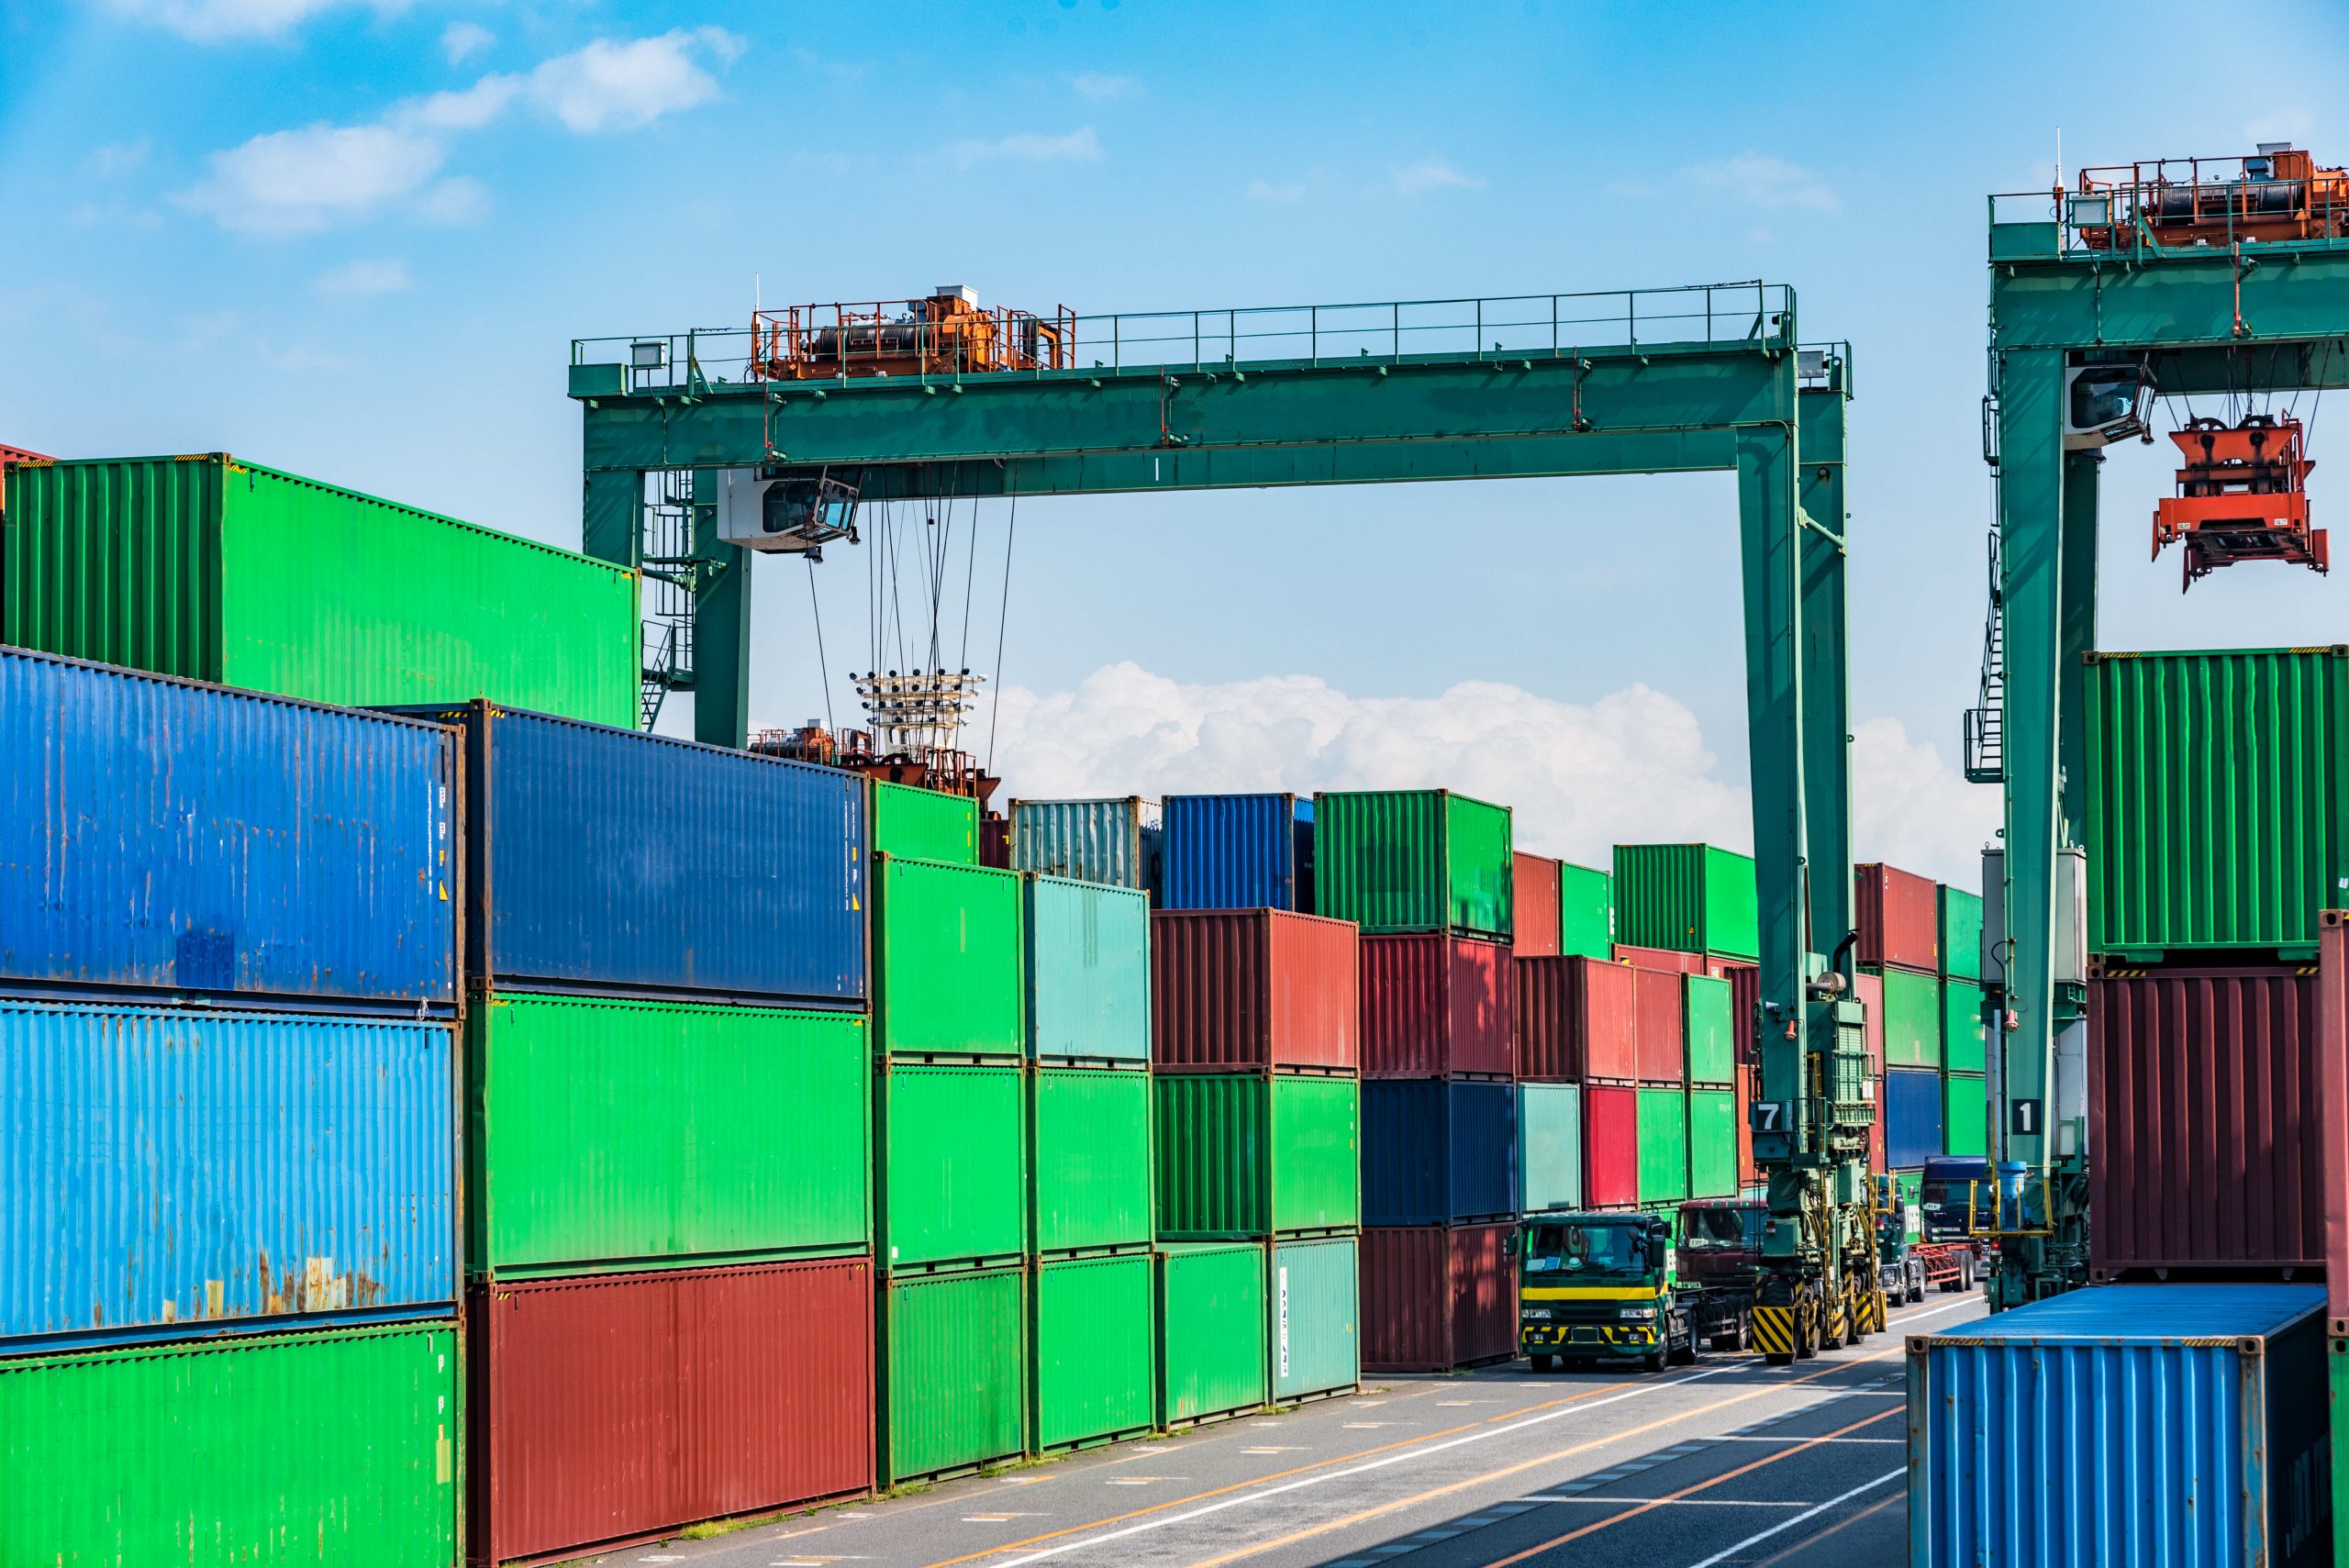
[1360,935,1513,1079]
[1359,1224,1518,1373]
[1151,909,1359,1074]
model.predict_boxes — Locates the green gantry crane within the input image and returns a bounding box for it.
[1976,148,2349,1308]
[567,282,1878,1362]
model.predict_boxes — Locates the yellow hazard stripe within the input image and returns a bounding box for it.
[1521,1286,1655,1302]
[1751,1305,1794,1355]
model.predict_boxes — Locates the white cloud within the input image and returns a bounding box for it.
[395,73,518,131]
[100,0,398,42]
[413,174,488,225]
[86,139,151,177]
[1071,71,1139,99]
[1681,152,1838,213]
[314,257,410,295]
[440,19,493,64]
[1392,157,1486,196]
[1248,177,1307,204]
[949,126,1103,168]
[180,121,446,232]
[1850,717,2000,888]
[527,28,741,133]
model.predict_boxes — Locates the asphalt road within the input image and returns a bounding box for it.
[582,1290,1985,1568]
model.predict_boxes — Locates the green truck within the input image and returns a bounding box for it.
[1517,1211,1702,1373]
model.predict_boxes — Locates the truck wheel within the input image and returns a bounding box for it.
[1671,1335,1699,1367]
[1643,1346,1666,1373]
[1531,1353,1556,1373]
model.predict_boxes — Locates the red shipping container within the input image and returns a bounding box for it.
[1360,934,1514,1079]
[1584,1084,1640,1208]
[1515,956,1635,1082]
[1853,969,1885,1075]
[1735,1060,1758,1185]
[1631,964,1685,1084]
[1612,943,1713,976]
[1359,1223,1519,1373]
[2091,962,2326,1288]
[1854,863,1939,974]
[1868,1072,1887,1174]
[468,1258,874,1567]
[1510,852,1562,958]
[1152,909,1359,1073]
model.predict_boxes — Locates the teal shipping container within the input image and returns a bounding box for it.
[1557,862,1614,959]
[1030,1253,1155,1451]
[1517,1083,1584,1213]
[1314,789,1513,940]
[1031,1066,1153,1256]
[881,1266,1026,1485]
[1012,797,1161,890]
[1157,1243,1269,1427]
[1613,844,1759,961]
[1024,874,1151,1064]
[1272,1235,1360,1404]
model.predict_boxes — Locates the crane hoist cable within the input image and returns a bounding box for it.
[987,492,1019,773]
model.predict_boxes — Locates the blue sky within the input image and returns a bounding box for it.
[6,0,2347,881]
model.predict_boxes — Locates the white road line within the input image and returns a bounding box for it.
[1710,1434,1902,1444]
[1680,1468,1904,1568]
[1521,1496,1811,1507]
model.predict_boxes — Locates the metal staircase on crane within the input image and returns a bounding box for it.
[1963,530,2003,784]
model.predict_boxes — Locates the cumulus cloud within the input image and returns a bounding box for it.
[314,257,410,295]
[101,0,395,42]
[527,28,741,132]
[440,19,493,64]
[86,139,152,177]
[949,127,1103,168]
[1392,158,1485,196]
[1680,152,1838,213]
[181,122,446,232]
[974,663,1997,888]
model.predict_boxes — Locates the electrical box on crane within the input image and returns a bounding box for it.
[2152,413,2325,587]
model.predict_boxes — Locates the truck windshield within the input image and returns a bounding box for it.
[1523,1222,1652,1281]
[1681,1207,1763,1251]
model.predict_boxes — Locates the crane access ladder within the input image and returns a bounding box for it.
[1962,529,2003,784]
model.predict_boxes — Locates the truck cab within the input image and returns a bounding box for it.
[1519,1211,1697,1373]
[1918,1157,1994,1244]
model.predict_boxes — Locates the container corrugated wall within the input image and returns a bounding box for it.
[1943,1073,1987,1158]
[1908,1284,2329,1568]
[1876,967,1941,1068]
[1,647,456,1009]
[1688,1088,1736,1197]
[1519,1083,1583,1212]
[1886,1066,1943,1169]
[1631,964,1686,1083]
[0,1321,460,1568]
[1360,1224,1517,1373]
[1611,844,1759,960]
[1515,955,1635,1082]
[1557,862,1613,959]
[1942,980,1986,1073]
[1154,1073,1360,1238]
[1025,875,1150,1063]
[1161,793,1310,910]
[2089,965,2325,1279]
[1635,1088,1688,1204]
[1031,1066,1153,1255]
[1272,1235,1359,1402]
[469,995,869,1278]
[871,780,978,864]
[1151,909,1358,1073]
[1855,862,1939,973]
[417,703,866,1003]
[1361,1080,1517,1226]
[1359,934,1514,1078]
[876,855,1023,1057]
[2083,647,2349,956]
[1155,1243,1268,1426]
[879,1063,1027,1270]
[1011,797,1160,890]
[6,454,640,726]
[1030,1253,1154,1451]
[1314,789,1512,939]
[882,1265,1025,1485]
[1685,973,1734,1085]
[1511,852,1561,956]
[3,1002,455,1348]
[1584,1084,1639,1208]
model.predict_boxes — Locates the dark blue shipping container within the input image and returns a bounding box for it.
[1886,1066,1944,1169]
[1362,1080,1518,1225]
[1909,1284,2329,1568]
[0,646,456,1011]
[393,701,865,1003]
[1161,794,1314,911]
[2,999,457,1350]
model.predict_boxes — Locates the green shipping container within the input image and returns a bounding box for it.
[1938,884,1984,981]
[1157,1243,1269,1427]
[880,1063,1027,1269]
[1557,862,1615,960]
[1636,1087,1689,1205]
[1612,844,1760,961]
[2084,647,2349,956]
[2,454,637,726]
[872,780,979,865]
[1518,1083,1584,1212]
[1154,1073,1361,1238]
[0,1321,457,1568]
[1685,973,1735,1085]
[1943,1072,1987,1159]
[1272,1234,1360,1403]
[1030,1253,1155,1451]
[1687,1087,1737,1198]
[1941,980,1987,1075]
[1314,789,1513,939]
[2332,1336,2349,1568]
[875,855,1025,1058]
[1025,874,1152,1064]
[1876,967,1942,1069]
[881,1266,1026,1485]
[1031,1066,1153,1255]
[470,994,868,1277]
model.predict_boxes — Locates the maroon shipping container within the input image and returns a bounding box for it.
[1853,970,1885,1075]
[1360,934,1514,1079]
[1515,956,1635,1082]
[1510,852,1562,958]
[2322,912,2349,1333]
[1721,961,1758,1064]
[1152,908,1359,1073]
[1612,943,1713,976]
[468,1258,874,1567]
[1585,1084,1640,1208]
[1359,1223,1519,1373]
[1630,964,1685,1084]
[980,816,1011,870]
[2089,964,2326,1287]
[1854,863,1938,974]
[1735,1061,1759,1185]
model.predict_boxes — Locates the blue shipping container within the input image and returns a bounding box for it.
[0,646,456,1010]
[1025,874,1151,1063]
[2,1000,457,1350]
[1160,794,1314,911]
[1909,1284,2329,1568]
[1012,797,1161,892]
[1362,1080,1518,1225]
[397,702,865,1003]
[1885,1066,1943,1169]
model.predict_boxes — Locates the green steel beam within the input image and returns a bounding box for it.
[1798,381,1852,959]
[688,469,752,750]
[1988,235,2349,349]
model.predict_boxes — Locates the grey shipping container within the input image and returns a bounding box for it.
[1012,797,1162,891]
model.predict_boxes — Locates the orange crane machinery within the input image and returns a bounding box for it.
[2152,413,2325,588]
[2072,144,2349,250]
[750,286,1072,381]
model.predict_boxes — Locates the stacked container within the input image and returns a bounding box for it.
[1857,863,1976,1174]
[1557,860,1615,960]
[1319,790,1520,1373]
[1012,795,1162,891]
[1516,957,1631,1211]
[422,702,874,1562]
[0,648,465,1567]
[1152,903,1362,1415]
